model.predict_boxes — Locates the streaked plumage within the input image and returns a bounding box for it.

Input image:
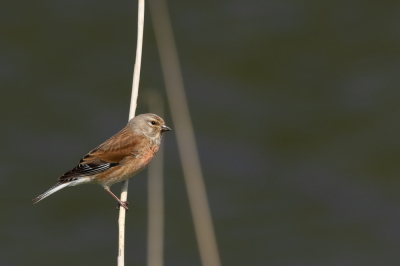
[33,113,171,210]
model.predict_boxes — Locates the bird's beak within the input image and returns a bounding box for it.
[161,125,172,132]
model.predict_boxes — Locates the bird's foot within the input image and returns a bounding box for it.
[116,201,129,211]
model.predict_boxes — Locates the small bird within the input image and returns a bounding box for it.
[33,113,171,210]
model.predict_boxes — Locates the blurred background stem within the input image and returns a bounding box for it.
[148,1,221,266]
[147,92,165,266]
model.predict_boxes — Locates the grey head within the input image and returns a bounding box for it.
[127,113,171,139]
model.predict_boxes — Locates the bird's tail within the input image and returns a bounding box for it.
[32,181,72,204]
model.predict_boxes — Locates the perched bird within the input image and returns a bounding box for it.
[33,113,171,210]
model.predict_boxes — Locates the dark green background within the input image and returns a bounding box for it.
[2,0,400,265]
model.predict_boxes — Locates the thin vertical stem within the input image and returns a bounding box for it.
[148,1,221,266]
[118,1,145,266]
[147,92,165,266]
[128,0,145,121]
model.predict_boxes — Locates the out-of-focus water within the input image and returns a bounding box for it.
[2,0,400,265]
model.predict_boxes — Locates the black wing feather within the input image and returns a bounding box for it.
[59,161,119,180]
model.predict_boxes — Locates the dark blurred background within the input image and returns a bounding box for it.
[2,0,400,265]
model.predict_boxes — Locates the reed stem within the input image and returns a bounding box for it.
[118,1,145,265]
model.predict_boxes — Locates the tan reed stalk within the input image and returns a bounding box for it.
[147,92,165,266]
[148,1,222,266]
[118,0,145,265]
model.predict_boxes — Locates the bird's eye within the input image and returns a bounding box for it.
[151,121,156,125]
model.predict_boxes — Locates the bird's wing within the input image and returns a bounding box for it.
[59,127,144,181]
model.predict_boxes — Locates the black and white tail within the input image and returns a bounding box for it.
[33,177,91,204]
[32,181,73,204]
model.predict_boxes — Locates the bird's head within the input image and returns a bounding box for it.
[129,113,171,139]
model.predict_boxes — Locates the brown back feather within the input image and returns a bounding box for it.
[59,126,144,181]
[87,127,144,163]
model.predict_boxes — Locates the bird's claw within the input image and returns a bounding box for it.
[116,201,129,211]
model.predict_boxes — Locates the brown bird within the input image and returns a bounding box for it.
[33,113,171,210]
